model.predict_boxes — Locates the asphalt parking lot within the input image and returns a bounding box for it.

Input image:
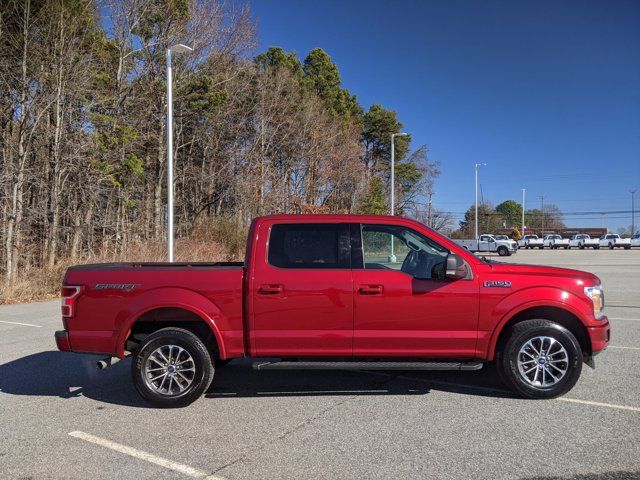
[1,249,639,479]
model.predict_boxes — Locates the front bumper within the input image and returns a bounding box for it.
[55,330,71,352]
[587,318,610,354]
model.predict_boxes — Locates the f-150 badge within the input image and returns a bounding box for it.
[484,281,512,288]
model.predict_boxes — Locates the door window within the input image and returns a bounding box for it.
[268,223,350,269]
[360,224,449,280]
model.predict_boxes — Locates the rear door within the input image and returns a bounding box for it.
[249,221,354,357]
[479,235,493,252]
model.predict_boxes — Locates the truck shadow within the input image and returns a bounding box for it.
[0,351,149,408]
[205,359,517,399]
[0,352,516,407]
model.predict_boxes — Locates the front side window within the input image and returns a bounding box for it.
[361,224,449,280]
[268,223,350,269]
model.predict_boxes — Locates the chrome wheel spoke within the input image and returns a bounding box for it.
[149,356,165,368]
[157,350,170,364]
[149,372,166,382]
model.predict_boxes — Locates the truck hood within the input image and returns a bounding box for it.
[485,261,599,284]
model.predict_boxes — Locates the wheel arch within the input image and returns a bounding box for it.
[489,305,591,361]
[115,287,227,360]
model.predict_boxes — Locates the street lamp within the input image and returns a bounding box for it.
[166,43,193,262]
[474,162,487,240]
[389,132,408,262]
[521,188,526,237]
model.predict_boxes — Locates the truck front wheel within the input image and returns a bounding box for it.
[497,246,509,256]
[496,319,582,399]
[132,327,214,408]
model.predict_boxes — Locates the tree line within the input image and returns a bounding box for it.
[0,0,440,285]
[454,199,566,238]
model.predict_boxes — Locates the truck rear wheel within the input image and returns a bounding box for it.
[132,327,214,408]
[496,319,582,399]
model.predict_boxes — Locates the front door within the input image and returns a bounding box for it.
[352,223,479,358]
[250,222,353,357]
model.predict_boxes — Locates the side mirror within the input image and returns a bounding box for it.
[445,253,468,280]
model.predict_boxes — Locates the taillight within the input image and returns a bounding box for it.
[61,286,83,318]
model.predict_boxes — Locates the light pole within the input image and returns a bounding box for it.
[166,43,193,262]
[389,132,408,262]
[427,191,435,228]
[631,190,637,236]
[474,163,487,239]
[521,188,526,236]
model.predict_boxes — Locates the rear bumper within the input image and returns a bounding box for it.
[55,330,72,352]
[587,319,610,354]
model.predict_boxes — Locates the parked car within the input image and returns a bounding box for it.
[454,234,518,256]
[599,234,631,250]
[518,234,544,249]
[631,233,640,248]
[494,235,518,248]
[569,234,599,250]
[543,234,570,250]
[56,214,610,407]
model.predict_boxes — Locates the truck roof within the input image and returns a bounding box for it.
[255,213,411,222]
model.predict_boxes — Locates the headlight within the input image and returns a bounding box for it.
[584,285,605,319]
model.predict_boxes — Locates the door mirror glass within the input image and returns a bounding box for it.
[445,254,468,280]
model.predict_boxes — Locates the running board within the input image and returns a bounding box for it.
[252,360,483,371]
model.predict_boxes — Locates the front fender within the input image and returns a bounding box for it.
[114,287,227,359]
[485,287,593,361]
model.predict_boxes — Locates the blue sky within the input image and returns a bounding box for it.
[251,0,640,231]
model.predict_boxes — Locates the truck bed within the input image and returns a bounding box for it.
[63,262,245,357]
[67,262,244,270]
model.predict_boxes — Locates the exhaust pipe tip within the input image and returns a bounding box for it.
[97,356,122,370]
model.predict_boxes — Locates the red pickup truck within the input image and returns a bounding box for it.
[56,214,610,407]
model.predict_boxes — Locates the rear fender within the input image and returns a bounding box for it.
[485,287,593,361]
[114,287,227,359]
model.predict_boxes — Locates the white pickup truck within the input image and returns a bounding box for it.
[454,234,518,256]
[599,234,631,250]
[518,234,544,249]
[631,233,640,248]
[543,234,570,249]
[569,234,599,249]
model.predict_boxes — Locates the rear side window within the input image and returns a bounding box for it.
[268,223,350,269]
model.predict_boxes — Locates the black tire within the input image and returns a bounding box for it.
[609,242,614,250]
[539,246,544,250]
[579,244,584,250]
[564,245,569,250]
[624,246,631,250]
[497,246,508,256]
[595,245,600,250]
[132,327,214,408]
[496,319,582,399]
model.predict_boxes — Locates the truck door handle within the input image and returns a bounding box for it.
[258,284,283,295]
[358,284,384,295]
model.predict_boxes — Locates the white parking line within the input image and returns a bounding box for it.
[360,371,640,413]
[68,431,225,480]
[608,317,640,322]
[558,398,640,412]
[0,320,42,327]
[608,345,640,350]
